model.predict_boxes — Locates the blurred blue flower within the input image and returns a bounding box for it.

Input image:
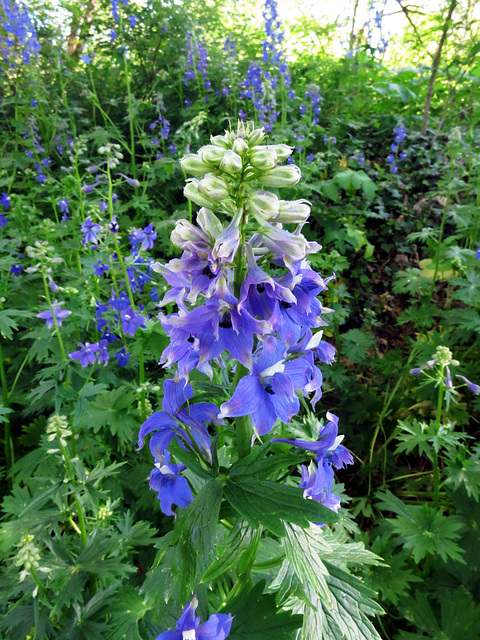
[36,303,71,328]
[115,347,130,367]
[154,596,232,640]
[57,198,70,213]
[10,264,23,275]
[80,54,92,64]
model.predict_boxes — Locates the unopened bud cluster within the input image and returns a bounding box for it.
[181,122,307,225]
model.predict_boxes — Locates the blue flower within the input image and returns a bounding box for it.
[456,375,480,394]
[57,198,70,213]
[121,306,147,336]
[155,596,232,640]
[0,214,8,227]
[36,303,71,328]
[137,378,219,462]
[10,264,23,275]
[93,261,109,276]
[115,347,130,367]
[129,14,137,27]
[80,54,92,64]
[1,193,10,210]
[81,216,102,245]
[69,342,99,367]
[149,450,194,516]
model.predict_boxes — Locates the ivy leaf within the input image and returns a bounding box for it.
[171,478,223,601]
[224,477,339,537]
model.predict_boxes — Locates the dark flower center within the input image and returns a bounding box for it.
[256,283,265,293]
[187,335,195,343]
[281,301,292,309]
[219,312,232,329]
[264,384,275,395]
[202,265,215,279]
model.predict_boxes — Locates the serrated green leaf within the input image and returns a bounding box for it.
[224,477,338,537]
[201,520,261,583]
[171,479,223,600]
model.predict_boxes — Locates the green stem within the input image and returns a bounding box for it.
[139,349,147,420]
[40,262,67,363]
[0,340,14,481]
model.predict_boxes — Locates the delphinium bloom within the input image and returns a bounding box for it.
[138,121,352,517]
[410,345,480,395]
[155,596,232,640]
[1,193,10,210]
[36,302,71,328]
[69,342,99,367]
[81,216,102,245]
[272,411,353,518]
[0,0,41,72]
[387,122,406,174]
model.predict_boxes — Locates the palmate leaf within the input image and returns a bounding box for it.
[0,308,31,339]
[224,477,338,537]
[376,491,465,564]
[171,478,223,601]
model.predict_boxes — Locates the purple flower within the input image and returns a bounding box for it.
[93,261,109,276]
[306,154,314,163]
[81,216,102,245]
[115,347,130,367]
[97,339,110,365]
[57,198,70,213]
[476,246,480,260]
[149,450,194,516]
[1,193,10,210]
[154,596,232,640]
[36,303,72,328]
[137,378,219,463]
[185,99,192,108]
[110,29,117,42]
[109,215,119,233]
[129,14,137,27]
[456,375,480,394]
[69,342,99,367]
[10,264,23,275]
[238,109,247,120]
[121,306,147,336]
[0,214,8,227]
[80,54,92,64]
[31,99,37,108]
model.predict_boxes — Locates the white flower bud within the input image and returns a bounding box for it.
[249,148,277,171]
[261,164,301,187]
[247,191,280,220]
[180,153,211,176]
[246,127,266,146]
[198,173,230,201]
[233,138,249,157]
[262,144,293,161]
[197,207,223,237]
[199,145,226,165]
[276,199,311,223]
[220,149,243,175]
[184,179,217,208]
[210,134,230,149]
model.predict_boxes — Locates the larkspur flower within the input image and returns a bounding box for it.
[155,596,232,640]
[36,303,71,328]
[10,264,23,275]
[0,214,8,227]
[115,347,130,367]
[69,342,99,367]
[81,216,102,245]
[57,198,70,213]
[1,193,10,210]
[138,378,218,463]
[121,306,147,336]
[93,261,109,276]
[80,54,92,64]
[456,375,480,394]
[149,450,194,516]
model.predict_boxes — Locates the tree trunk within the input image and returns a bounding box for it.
[421,0,457,136]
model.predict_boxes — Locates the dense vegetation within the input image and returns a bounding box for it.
[1,0,479,638]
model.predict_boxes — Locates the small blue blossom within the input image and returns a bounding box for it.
[115,347,130,367]
[0,214,8,227]
[36,303,71,328]
[93,261,109,276]
[121,306,147,336]
[129,14,137,27]
[81,216,102,245]
[154,596,232,640]
[57,198,70,213]
[10,264,23,275]
[69,342,99,367]
[80,54,92,64]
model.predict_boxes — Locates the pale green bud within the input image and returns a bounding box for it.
[180,153,212,176]
[249,148,277,171]
[197,207,223,237]
[198,173,230,201]
[247,191,280,220]
[276,199,311,223]
[210,134,231,149]
[233,137,249,157]
[220,149,243,175]
[261,164,301,187]
[184,179,218,208]
[246,126,266,146]
[262,144,293,161]
[199,145,226,165]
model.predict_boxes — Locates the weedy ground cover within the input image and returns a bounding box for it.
[0,0,479,638]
